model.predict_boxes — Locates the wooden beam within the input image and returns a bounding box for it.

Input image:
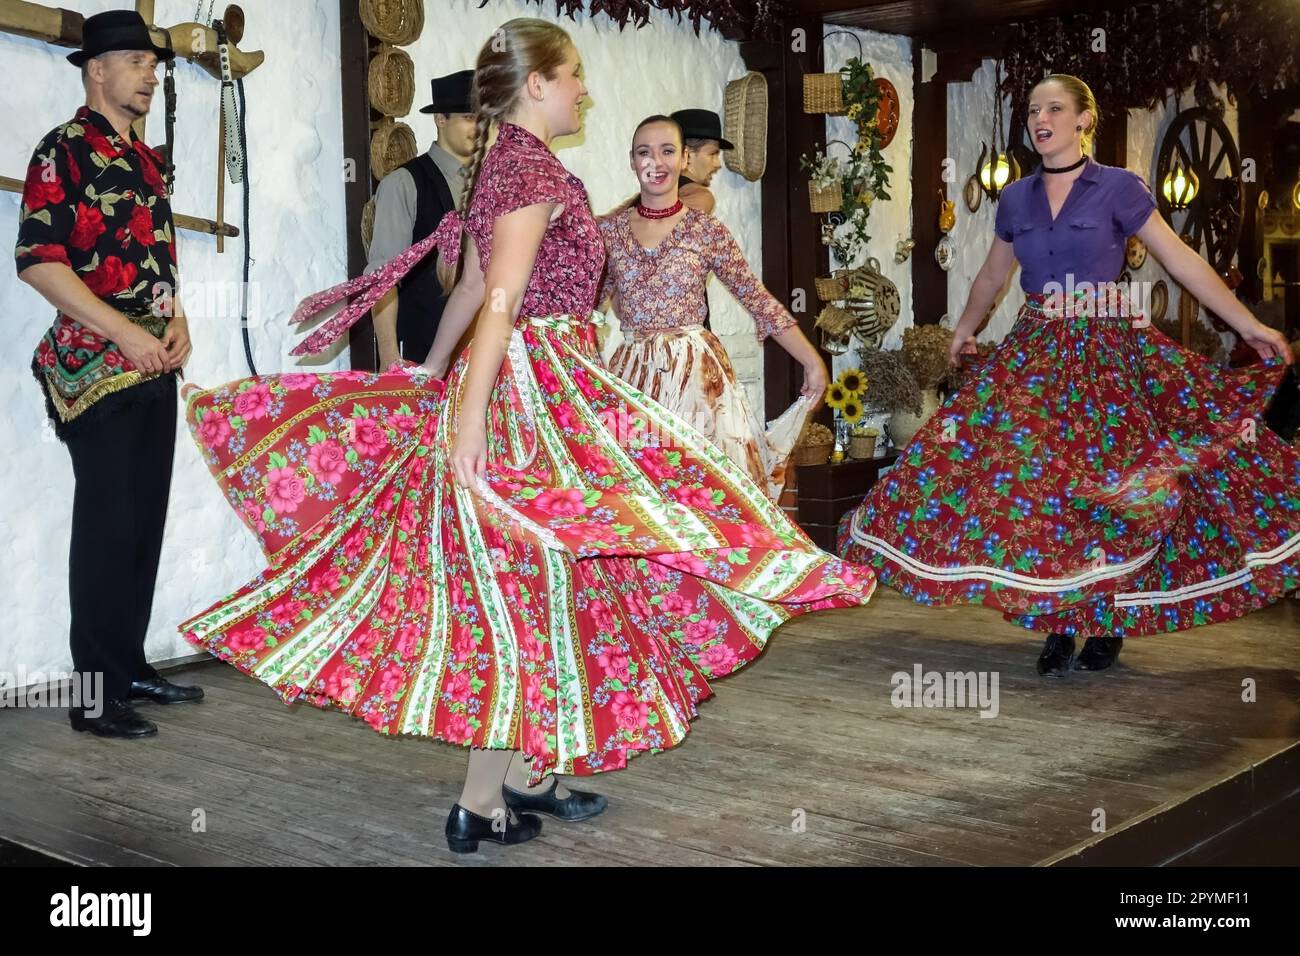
[0,0,265,81]
[743,17,830,421]
[339,0,375,371]
[132,0,154,141]
[911,38,948,326]
[1093,104,1127,169]
[0,174,238,237]
[1238,92,1277,304]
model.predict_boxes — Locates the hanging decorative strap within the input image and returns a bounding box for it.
[213,19,245,185]
[289,211,464,356]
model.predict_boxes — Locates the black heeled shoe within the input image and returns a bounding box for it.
[444,803,542,854]
[503,778,608,822]
[1076,636,1123,671]
[1036,633,1075,677]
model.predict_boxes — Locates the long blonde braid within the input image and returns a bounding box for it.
[444,18,572,290]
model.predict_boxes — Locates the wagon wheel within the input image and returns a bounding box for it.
[1155,107,1242,277]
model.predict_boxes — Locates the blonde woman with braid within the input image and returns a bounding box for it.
[176,18,875,855]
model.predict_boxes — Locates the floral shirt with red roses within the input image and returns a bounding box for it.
[15,106,178,437]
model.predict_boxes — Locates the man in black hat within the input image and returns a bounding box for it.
[670,108,735,216]
[15,9,203,741]
[368,70,476,368]
[669,108,735,332]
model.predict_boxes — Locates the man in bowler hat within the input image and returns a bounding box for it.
[368,70,476,368]
[670,108,735,215]
[15,10,204,740]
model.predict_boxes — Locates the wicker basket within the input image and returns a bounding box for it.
[368,45,415,116]
[844,257,902,345]
[794,421,835,466]
[360,197,376,255]
[723,72,768,182]
[809,178,843,214]
[814,271,849,303]
[815,304,855,335]
[848,431,878,460]
[793,440,834,466]
[370,118,417,181]
[359,0,423,45]
[803,73,845,114]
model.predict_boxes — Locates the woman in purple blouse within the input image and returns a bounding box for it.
[841,73,1297,677]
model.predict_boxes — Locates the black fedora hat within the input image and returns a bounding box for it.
[419,70,474,115]
[670,109,734,150]
[67,10,174,67]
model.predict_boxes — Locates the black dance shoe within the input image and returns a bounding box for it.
[128,677,205,704]
[444,803,542,854]
[1075,636,1124,671]
[69,700,158,739]
[503,779,608,822]
[1036,633,1075,677]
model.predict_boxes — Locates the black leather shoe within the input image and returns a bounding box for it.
[69,699,157,739]
[1036,633,1075,677]
[128,676,204,704]
[444,803,542,854]
[503,779,608,822]
[1076,636,1124,671]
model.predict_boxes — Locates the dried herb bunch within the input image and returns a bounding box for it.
[1001,1,1300,118]
[900,325,955,390]
[510,0,787,39]
[854,347,921,415]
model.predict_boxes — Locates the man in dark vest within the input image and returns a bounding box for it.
[368,70,475,367]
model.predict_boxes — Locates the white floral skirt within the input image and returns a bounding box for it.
[608,325,810,500]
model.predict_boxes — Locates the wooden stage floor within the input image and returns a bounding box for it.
[2,590,1297,867]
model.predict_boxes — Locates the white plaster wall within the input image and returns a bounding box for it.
[946,57,1019,343]
[1,0,349,679]
[405,0,764,397]
[822,25,913,376]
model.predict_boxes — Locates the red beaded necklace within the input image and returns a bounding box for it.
[635,199,683,220]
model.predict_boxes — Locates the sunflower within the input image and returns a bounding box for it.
[836,368,868,398]
[840,397,865,424]
[825,382,848,409]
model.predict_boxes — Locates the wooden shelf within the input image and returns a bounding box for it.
[795,451,900,551]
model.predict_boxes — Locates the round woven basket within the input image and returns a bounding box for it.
[359,0,423,45]
[848,432,878,460]
[370,118,417,181]
[793,440,833,466]
[360,197,376,255]
[368,44,415,116]
[803,73,844,114]
[723,71,768,182]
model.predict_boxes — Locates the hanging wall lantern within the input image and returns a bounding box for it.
[976,59,1019,202]
[1161,163,1200,209]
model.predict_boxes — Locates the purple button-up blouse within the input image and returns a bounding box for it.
[994,159,1157,294]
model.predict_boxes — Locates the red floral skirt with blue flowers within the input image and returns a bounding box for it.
[839,292,1300,637]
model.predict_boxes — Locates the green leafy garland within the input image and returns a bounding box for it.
[840,58,893,262]
[801,58,894,267]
